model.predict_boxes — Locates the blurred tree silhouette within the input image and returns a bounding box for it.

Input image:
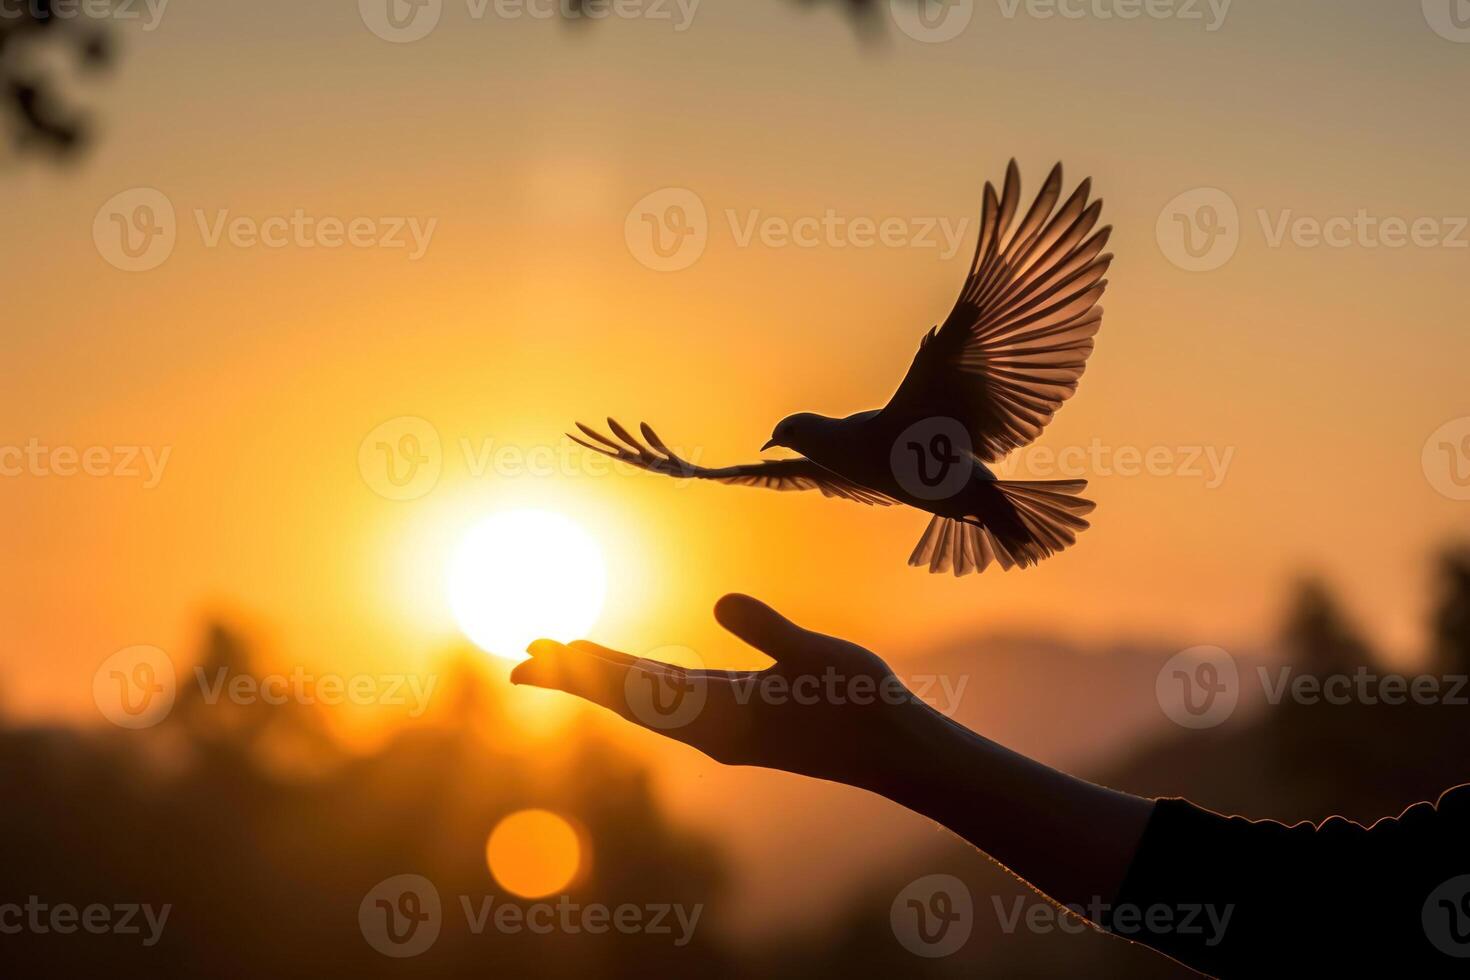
[7,547,1470,977]
[1,0,911,161]
[0,0,112,157]
[1280,576,1377,678]
[1430,544,1470,675]
[566,0,885,28]
[0,620,733,977]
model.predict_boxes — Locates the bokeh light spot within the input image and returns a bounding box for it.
[486,809,584,899]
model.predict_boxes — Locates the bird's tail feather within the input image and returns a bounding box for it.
[907,480,1095,577]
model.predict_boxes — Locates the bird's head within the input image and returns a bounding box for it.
[762,413,824,453]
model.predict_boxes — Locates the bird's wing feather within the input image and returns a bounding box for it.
[568,420,895,506]
[882,160,1111,462]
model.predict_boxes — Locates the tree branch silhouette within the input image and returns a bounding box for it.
[0,0,113,157]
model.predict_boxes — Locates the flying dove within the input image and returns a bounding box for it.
[572,161,1109,576]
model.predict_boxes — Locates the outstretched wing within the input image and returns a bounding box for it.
[569,419,894,506]
[882,161,1111,462]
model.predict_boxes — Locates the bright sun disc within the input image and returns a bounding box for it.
[447,509,607,660]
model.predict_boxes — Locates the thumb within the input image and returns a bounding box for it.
[714,594,824,670]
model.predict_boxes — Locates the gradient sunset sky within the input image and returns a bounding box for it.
[3,0,1469,931]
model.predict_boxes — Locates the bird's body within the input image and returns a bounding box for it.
[779,410,995,514]
[572,161,1110,576]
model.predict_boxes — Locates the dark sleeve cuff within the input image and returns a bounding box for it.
[1108,788,1470,978]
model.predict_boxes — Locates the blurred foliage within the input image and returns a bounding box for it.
[1431,544,1470,675]
[0,0,113,158]
[1,0,920,159]
[1280,576,1376,678]
[7,545,1470,976]
[0,629,733,977]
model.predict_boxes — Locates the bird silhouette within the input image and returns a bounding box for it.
[571,161,1110,576]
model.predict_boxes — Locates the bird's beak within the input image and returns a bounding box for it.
[761,438,778,452]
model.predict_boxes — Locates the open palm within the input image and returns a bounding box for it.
[510,594,931,786]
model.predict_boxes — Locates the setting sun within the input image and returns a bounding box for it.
[447,509,607,661]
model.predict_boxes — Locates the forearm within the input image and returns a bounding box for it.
[849,704,1470,978]
[855,702,1155,913]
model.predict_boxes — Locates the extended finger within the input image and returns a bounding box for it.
[713,593,823,670]
[511,640,639,720]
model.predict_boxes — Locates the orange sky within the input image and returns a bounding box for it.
[3,0,1469,936]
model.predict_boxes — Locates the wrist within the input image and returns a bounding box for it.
[848,697,966,802]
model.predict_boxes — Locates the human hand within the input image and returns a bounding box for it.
[509,594,934,788]
[513,593,1157,924]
